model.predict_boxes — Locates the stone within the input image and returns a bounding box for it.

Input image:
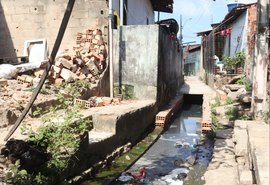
[239,169,253,185]
[225,84,245,91]
[102,97,112,106]
[228,74,244,84]
[59,58,73,69]
[215,128,233,139]
[60,68,76,80]
[52,65,62,74]
[55,78,64,84]
[233,128,248,157]
[80,66,90,75]
[186,155,196,166]
[95,97,104,107]
[227,89,244,100]
[0,78,8,86]
[0,110,18,128]
[238,93,252,103]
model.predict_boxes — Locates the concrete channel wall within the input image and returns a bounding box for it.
[113,25,183,107]
[65,26,184,181]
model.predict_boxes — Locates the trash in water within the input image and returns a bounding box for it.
[160,168,189,185]
[174,140,190,148]
[131,167,146,179]
[118,172,134,182]
[118,167,148,183]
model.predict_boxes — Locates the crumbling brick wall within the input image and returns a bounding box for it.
[0,0,108,58]
[246,4,257,79]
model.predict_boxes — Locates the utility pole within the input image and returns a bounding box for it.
[180,14,182,44]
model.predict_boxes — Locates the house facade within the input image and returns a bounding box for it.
[0,0,173,58]
[198,3,257,87]
[184,44,201,76]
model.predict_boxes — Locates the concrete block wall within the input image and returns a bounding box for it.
[157,27,183,107]
[113,25,159,101]
[113,25,184,107]
[0,0,108,58]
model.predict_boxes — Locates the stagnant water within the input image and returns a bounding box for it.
[112,102,214,185]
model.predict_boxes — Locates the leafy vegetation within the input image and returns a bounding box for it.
[263,111,269,124]
[5,160,48,185]
[224,97,234,105]
[239,114,253,121]
[210,97,222,131]
[58,79,91,99]
[223,52,245,70]
[114,84,135,100]
[211,97,221,109]
[7,95,93,185]
[225,106,238,121]
[236,76,252,92]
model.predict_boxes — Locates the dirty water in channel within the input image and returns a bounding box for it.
[113,103,214,185]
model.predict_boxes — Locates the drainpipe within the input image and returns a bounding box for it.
[120,0,124,26]
[109,0,114,98]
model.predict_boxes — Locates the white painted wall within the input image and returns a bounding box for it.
[223,10,248,57]
[113,0,154,25]
[230,11,248,56]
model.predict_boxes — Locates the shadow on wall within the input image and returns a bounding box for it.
[0,3,17,60]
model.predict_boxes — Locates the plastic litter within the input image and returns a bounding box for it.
[118,172,134,182]
[0,64,18,79]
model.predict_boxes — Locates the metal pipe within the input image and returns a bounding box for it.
[120,0,124,26]
[109,0,114,98]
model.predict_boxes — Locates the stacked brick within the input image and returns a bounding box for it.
[201,94,212,135]
[155,93,184,127]
[48,28,107,84]
[74,96,121,109]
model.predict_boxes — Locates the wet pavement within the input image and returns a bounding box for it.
[113,104,214,185]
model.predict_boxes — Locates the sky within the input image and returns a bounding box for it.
[155,0,256,44]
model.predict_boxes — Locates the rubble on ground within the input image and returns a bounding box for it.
[0,27,114,131]
[48,28,107,85]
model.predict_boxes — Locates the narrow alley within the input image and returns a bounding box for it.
[0,0,269,185]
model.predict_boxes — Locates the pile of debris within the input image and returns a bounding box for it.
[74,96,122,109]
[43,28,107,85]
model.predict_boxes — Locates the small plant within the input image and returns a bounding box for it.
[262,111,269,124]
[223,51,245,71]
[211,96,221,109]
[9,101,93,184]
[211,113,221,131]
[59,80,91,99]
[225,97,234,105]
[239,114,253,120]
[225,106,238,121]
[5,160,48,185]
[28,108,92,172]
[5,160,31,185]
[236,77,252,92]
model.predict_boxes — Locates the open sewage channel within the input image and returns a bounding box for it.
[105,95,214,185]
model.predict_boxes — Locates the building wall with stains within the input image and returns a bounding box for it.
[0,0,108,58]
[113,25,183,106]
[251,0,269,119]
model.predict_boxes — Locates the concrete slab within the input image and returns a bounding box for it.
[247,123,269,185]
[204,167,238,185]
[234,120,269,185]
[180,76,215,95]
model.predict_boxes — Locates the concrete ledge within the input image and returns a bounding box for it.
[247,123,269,185]
[62,100,158,179]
